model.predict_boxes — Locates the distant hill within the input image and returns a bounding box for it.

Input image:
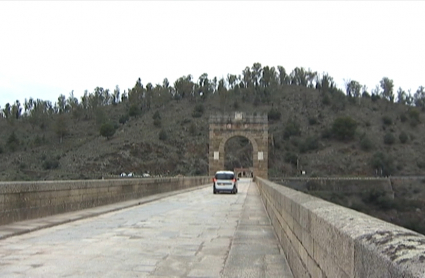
[1,65,425,181]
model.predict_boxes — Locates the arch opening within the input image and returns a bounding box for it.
[224,135,253,172]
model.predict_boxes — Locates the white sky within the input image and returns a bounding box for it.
[0,1,424,107]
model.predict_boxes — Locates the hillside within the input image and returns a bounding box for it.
[1,77,425,182]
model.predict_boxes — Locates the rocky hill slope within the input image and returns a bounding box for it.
[1,84,425,181]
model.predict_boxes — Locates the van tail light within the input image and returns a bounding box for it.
[232,178,236,182]
[213,178,217,182]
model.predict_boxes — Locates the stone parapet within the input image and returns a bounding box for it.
[256,177,425,278]
[0,177,210,226]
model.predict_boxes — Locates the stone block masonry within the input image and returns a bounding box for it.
[0,176,210,226]
[256,177,425,278]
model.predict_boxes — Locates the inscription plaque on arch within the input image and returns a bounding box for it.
[214,151,219,160]
[258,151,264,161]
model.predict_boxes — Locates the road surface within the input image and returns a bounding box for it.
[0,179,293,277]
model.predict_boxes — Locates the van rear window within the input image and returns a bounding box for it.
[215,173,234,180]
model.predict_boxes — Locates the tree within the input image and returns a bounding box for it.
[414,86,425,111]
[55,115,68,143]
[251,62,262,88]
[317,73,335,93]
[242,67,252,88]
[112,85,120,105]
[227,74,237,90]
[174,75,194,100]
[345,80,362,98]
[332,116,357,140]
[163,78,169,89]
[397,87,407,104]
[6,131,19,151]
[56,94,68,114]
[277,66,289,85]
[380,77,394,102]
[2,103,11,119]
[371,152,394,176]
[290,67,308,86]
[67,91,80,119]
[11,100,22,119]
[129,104,141,117]
[100,122,116,140]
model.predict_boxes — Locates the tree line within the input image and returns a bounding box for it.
[1,63,425,121]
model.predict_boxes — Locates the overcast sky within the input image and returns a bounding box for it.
[0,1,424,107]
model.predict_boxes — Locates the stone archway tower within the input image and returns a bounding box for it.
[209,112,268,179]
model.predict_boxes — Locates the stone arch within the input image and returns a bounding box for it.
[218,131,258,155]
[219,132,256,173]
[208,112,268,178]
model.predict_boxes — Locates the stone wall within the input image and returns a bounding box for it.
[0,177,210,226]
[256,177,425,278]
[270,177,393,194]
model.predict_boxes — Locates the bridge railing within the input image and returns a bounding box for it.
[0,176,210,226]
[256,177,425,278]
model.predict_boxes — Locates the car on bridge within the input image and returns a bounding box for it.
[213,170,238,194]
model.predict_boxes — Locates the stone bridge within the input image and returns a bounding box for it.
[1,177,425,277]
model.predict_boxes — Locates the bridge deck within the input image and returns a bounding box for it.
[0,179,293,277]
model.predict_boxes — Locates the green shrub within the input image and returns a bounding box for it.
[284,152,298,166]
[118,114,130,124]
[189,122,197,136]
[360,135,373,151]
[159,129,167,141]
[299,136,319,153]
[370,152,394,176]
[119,114,129,124]
[362,189,386,204]
[408,108,420,121]
[192,104,204,118]
[153,110,161,120]
[253,96,261,106]
[410,118,420,128]
[128,104,141,117]
[153,118,161,127]
[417,159,425,169]
[332,116,357,140]
[362,91,371,98]
[99,122,116,139]
[6,131,19,152]
[400,113,407,123]
[42,158,59,170]
[321,128,332,139]
[371,94,380,102]
[383,133,395,145]
[382,116,392,125]
[283,120,301,139]
[267,108,281,121]
[308,117,318,125]
[399,132,408,143]
[322,93,330,105]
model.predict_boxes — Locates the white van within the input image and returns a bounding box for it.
[213,170,238,194]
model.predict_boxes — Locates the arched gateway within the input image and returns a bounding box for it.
[209,112,268,179]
